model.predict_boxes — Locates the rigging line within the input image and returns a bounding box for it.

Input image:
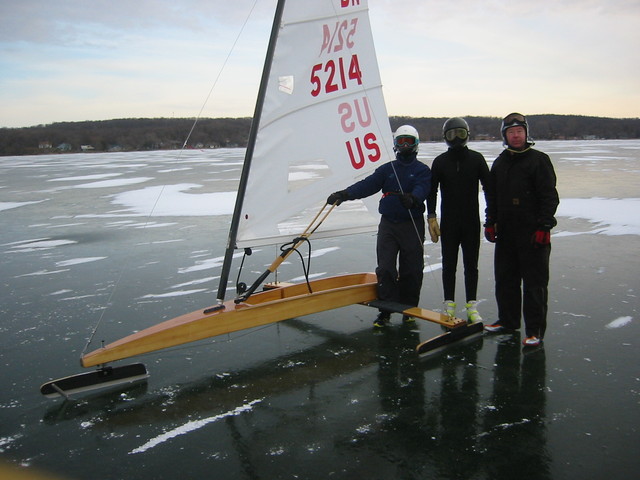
[180,0,261,151]
[82,2,261,355]
[82,273,124,356]
[385,159,443,293]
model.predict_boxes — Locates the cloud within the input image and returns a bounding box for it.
[1,0,638,127]
[370,0,640,118]
[0,0,273,125]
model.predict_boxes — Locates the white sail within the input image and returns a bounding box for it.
[235,0,393,248]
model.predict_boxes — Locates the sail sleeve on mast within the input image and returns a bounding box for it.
[235,0,393,249]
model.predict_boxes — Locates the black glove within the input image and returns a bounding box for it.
[400,192,418,209]
[327,190,349,206]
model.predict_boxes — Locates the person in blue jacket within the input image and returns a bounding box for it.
[327,125,431,327]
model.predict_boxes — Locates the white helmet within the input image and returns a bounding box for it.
[393,125,419,154]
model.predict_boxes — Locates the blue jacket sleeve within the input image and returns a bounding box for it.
[345,164,388,199]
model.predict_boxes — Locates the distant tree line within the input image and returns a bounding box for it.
[392,115,640,142]
[0,117,253,156]
[1,114,639,156]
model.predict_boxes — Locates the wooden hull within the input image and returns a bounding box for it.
[81,273,378,367]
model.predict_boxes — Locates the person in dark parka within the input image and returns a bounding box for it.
[484,112,560,347]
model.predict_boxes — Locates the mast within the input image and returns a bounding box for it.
[216,0,287,304]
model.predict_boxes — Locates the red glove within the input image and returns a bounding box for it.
[532,229,551,247]
[484,224,497,243]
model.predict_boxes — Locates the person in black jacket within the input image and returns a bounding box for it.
[327,125,431,327]
[427,117,491,324]
[483,113,559,347]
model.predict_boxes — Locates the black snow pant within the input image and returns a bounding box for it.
[494,227,551,338]
[440,219,481,303]
[375,216,425,307]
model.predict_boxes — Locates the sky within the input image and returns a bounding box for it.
[1,0,639,128]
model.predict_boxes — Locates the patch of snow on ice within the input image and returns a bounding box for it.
[139,289,208,299]
[557,198,640,235]
[55,257,106,267]
[178,252,244,274]
[268,446,286,456]
[8,239,76,252]
[0,200,47,212]
[0,434,23,452]
[112,184,236,216]
[425,262,443,273]
[356,424,372,434]
[129,399,262,454]
[310,247,340,258]
[74,177,153,189]
[178,258,224,274]
[48,173,122,182]
[605,316,633,329]
[16,269,69,277]
[170,277,217,288]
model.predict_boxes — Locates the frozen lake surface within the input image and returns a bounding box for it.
[1,140,639,479]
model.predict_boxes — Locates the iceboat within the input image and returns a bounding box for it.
[42,0,481,399]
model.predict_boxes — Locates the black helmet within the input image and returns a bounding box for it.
[442,117,469,148]
[500,112,533,146]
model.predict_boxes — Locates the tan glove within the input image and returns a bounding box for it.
[427,216,441,243]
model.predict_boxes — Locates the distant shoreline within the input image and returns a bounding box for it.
[2,114,639,156]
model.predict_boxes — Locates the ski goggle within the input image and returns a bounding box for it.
[502,112,527,129]
[444,128,468,141]
[395,135,417,146]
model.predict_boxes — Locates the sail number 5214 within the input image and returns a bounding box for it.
[310,55,362,97]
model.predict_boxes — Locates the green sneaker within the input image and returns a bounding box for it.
[402,315,416,324]
[465,301,482,323]
[443,300,456,318]
[373,312,390,328]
